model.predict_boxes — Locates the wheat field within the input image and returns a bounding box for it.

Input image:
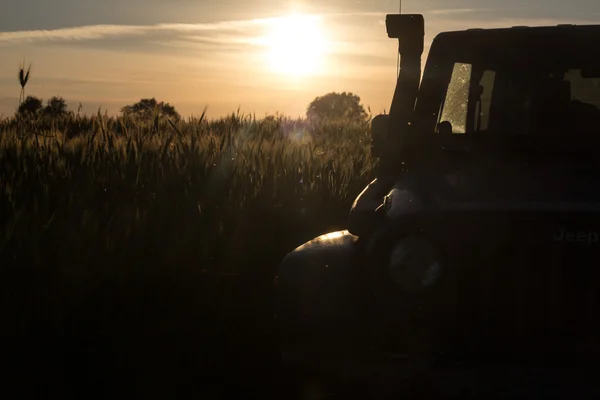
[0,111,377,397]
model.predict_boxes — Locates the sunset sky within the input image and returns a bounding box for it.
[1,0,599,118]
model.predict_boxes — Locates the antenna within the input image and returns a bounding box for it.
[396,0,402,78]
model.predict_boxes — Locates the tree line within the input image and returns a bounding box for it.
[15,92,369,123]
[15,64,369,122]
[14,64,369,123]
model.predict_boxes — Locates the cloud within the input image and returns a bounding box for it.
[429,8,480,15]
[0,14,323,44]
[0,12,397,71]
[0,14,331,46]
[0,21,256,45]
[0,25,148,44]
[0,19,288,63]
[427,8,523,16]
[0,12,386,46]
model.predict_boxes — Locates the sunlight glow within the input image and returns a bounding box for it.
[259,14,329,77]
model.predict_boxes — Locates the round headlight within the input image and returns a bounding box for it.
[389,236,443,293]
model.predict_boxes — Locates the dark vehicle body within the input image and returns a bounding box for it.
[276,15,600,397]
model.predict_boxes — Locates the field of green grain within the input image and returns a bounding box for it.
[0,112,376,398]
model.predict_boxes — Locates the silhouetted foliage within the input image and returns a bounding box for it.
[17,96,43,117]
[121,97,180,121]
[307,92,368,123]
[43,96,69,118]
[18,62,31,105]
[0,110,376,398]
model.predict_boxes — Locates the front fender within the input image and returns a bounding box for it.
[275,230,380,372]
[275,231,365,321]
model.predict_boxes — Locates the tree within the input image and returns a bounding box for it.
[43,96,69,118]
[17,96,43,117]
[121,98,180,121]
[306,92,368,123]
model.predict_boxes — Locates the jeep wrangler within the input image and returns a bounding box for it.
[275,14,600,397]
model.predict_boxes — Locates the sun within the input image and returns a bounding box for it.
[261,14,328,77]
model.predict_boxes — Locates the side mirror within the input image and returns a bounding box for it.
[437,120,453,135]
[371,114,389,158]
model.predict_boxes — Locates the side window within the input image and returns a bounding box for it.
[476,70,496,131]
[439,63,472,134]
[438,63,496,134]
[565,69,600,109]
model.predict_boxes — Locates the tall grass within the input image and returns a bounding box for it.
[0,112,377,396]
[0,112,375,272]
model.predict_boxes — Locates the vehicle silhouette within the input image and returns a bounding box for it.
[275,14,600,399]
